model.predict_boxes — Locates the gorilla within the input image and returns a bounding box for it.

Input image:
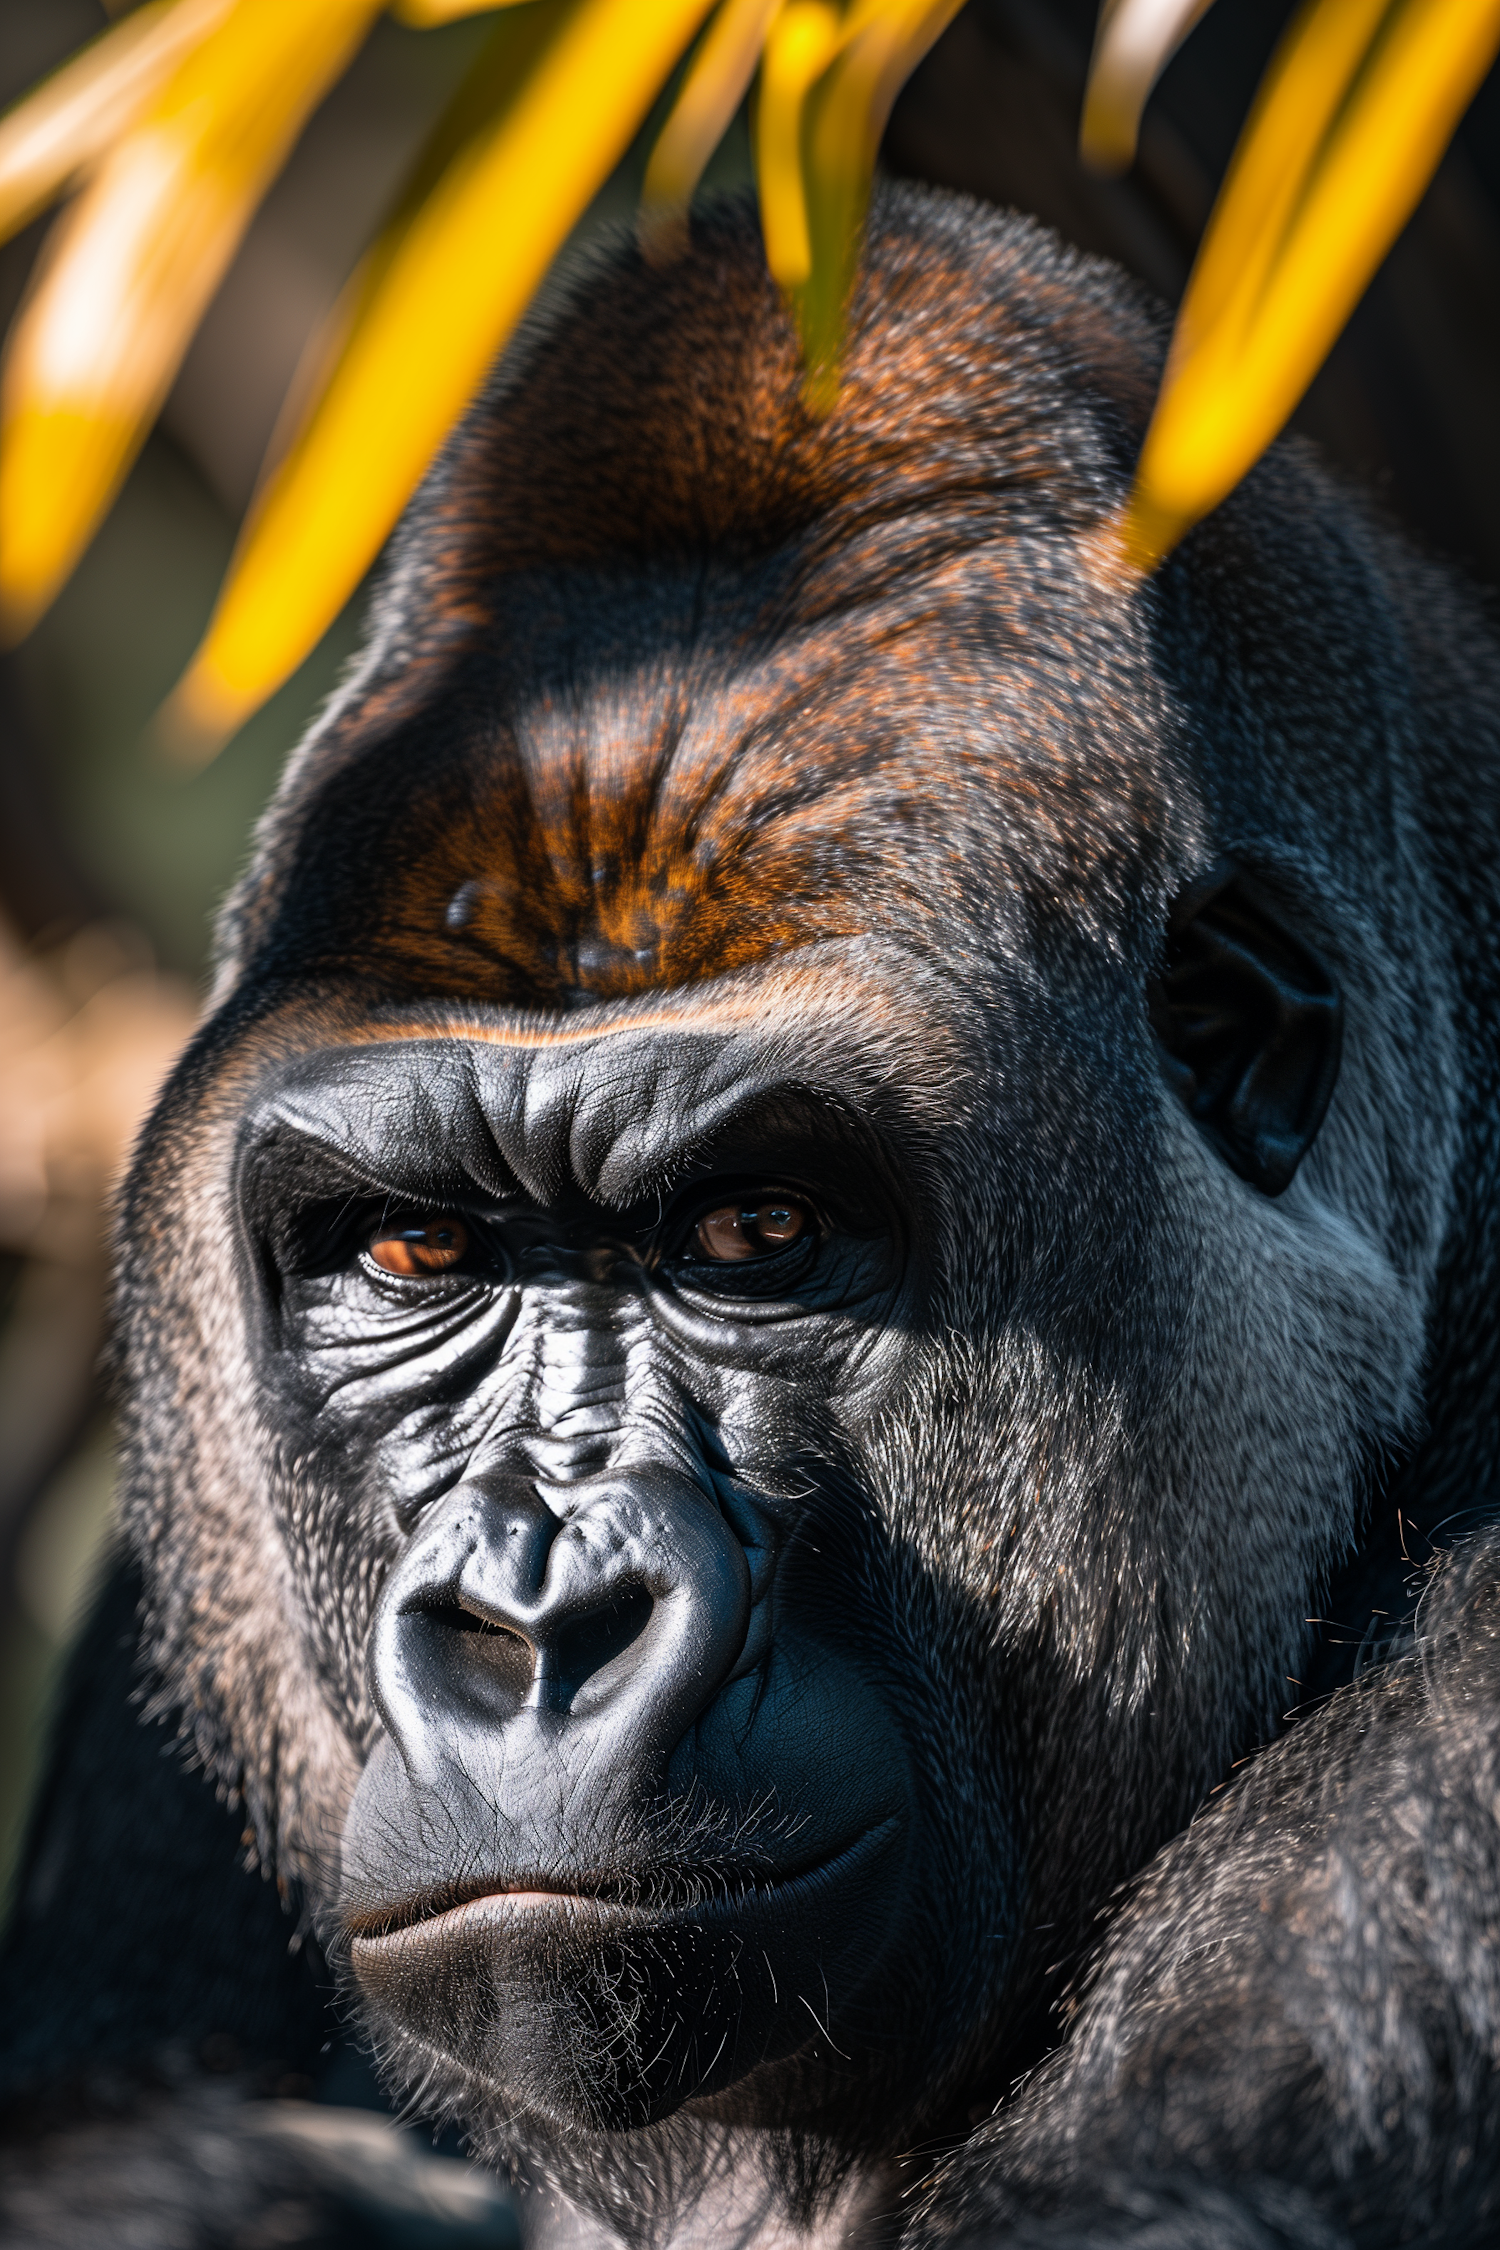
[4,186,1500,2249]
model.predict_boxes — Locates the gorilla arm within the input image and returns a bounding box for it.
[907,1531,1500,2250]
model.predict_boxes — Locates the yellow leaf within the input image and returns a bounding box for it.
[641,0,785,263]
[0,0,379,644]
[1169,0,1389,356]
[0,0,234,247]
[1122,0,1500,571]
[169,0,718,750]
[1080,0,1215,176]
[755,1,842,290]
[796,0,963,405]
[390,0,527,21]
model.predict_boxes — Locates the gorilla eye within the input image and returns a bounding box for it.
[367,1215,471,1277]
[693,1195,810,1262]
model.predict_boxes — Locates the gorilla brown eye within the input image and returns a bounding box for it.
[694,1196,809,1262]
[367,1216,470,1276]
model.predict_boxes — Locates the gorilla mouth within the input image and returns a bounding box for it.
[346,1814,902,1954]
[344,1816,910,2129]
[348,1818,904,1944]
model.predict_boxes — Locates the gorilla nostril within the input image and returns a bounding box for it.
[419,1603,536,1707]
[376,1477,752,1762]
[402,1584,658,1718]
[550,1584,654,1708]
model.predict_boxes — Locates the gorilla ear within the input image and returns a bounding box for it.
[1148,862,1343,1196]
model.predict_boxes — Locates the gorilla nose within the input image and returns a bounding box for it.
[370,1473,753,1799]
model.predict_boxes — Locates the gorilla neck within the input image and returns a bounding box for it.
[518,2152,901,2250]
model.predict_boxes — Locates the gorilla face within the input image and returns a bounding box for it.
[243,1020,933,2132]
[116,193,1453,2194]
[229,884,1360,2153]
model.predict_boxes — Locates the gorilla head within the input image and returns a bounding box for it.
[113,189,1457,2225]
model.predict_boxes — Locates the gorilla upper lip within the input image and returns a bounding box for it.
[344,1815,902,1947]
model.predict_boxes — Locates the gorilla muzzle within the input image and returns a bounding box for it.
[364,1469,753,1843]
[338,1467,906,2129]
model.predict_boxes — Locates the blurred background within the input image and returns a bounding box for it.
[4,0,1500,1890]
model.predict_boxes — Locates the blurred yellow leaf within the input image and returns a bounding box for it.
[1122,0,1500,571]
[796,0,963,407]
[0,0,234,244]
[1080,0,1215,175]
[756,2,843,289]
[1172,0,1388,353]
[391,0,523,20]
[0,0,377,642]
[169,0,717,748]
[641,0,784,262]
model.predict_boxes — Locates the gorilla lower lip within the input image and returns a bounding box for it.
[348,1816,902,1962]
